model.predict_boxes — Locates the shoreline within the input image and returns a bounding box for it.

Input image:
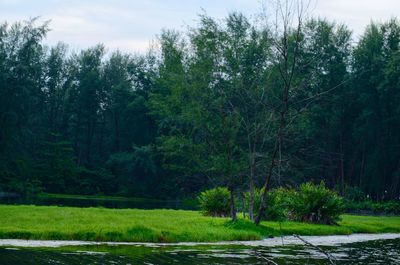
[1,233,399,248]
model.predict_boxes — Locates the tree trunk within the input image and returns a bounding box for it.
[248,155,256,221]
[229,186,237,221]
[255,0,304,225]
[254,136,280,225]
[340,134,345,196]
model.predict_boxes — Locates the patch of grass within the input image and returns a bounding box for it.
[0,205,399,243]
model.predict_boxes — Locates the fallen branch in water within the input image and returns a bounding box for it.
[237,241,278,265]
[253,249,278,265]
[293,234,336,265]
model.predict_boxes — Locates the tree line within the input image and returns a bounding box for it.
[0,11,399,208]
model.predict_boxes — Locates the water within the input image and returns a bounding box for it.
[0,238,399,264]
[0,195,196,210]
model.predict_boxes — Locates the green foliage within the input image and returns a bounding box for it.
[264,188,296,221]
[198,187,231,217]
[290,182,345,224]
[242,188,261,217]
[0,158,42,198]
[106,145,157,196]
[371,201,400,215]
[75,168,115,195]
[243,188,293,221]
[345,200,400,215]
[0,15,400,203]
[244,184,344,224]
[345,186,366,202]
[36,135,81,193]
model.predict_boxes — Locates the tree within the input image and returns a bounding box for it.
[350,19,400,199]
[0,19,48,194]
[36,133,80,193]
[68,45,105,167]
[255,0,310,224]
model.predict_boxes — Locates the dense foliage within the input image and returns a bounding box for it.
[290,182,344,224]
[243,188,291,221]
[198,187,231,217]
[345,200,400,215]
[240,183,344,224]
[0,14,400,207]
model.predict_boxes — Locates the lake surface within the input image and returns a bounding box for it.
[0,194,196,210]
[1,236,399,264]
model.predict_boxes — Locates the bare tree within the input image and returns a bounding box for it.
[255,0,311,225]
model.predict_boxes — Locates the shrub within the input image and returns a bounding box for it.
[265,187,295,221]
[345,200,400,215]
[291,182,344,224]
[242,188,262,218]
[372,201,400,214]
[242,187,295,221]
[198,187,230,217]
[345,186,365,202]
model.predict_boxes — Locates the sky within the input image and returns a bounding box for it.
[1,0,400,53]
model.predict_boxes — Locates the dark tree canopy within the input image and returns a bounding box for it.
[0,16,399,201]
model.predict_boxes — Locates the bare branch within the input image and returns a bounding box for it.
[293,234,337,265]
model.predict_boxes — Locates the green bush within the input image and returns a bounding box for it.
[242,188,261,218]
[345,186,365,202]
[291,182,344,224]
[345,200,400,215]
[203,183,345,224]
[242,187,295,221]
[373,201,400,214]
[198,187,230,217]
[265,187,295,221]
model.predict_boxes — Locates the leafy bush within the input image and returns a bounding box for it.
[204,183,345,224]
[198,187,230,217]
[373,201,400,214]
[291,182,344,224]
[345,200,400,215]
[242,187,295,221]
[265,187,295,221]
[242,188,262,218]
[345,186,366,202]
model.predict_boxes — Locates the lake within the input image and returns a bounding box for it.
[1,236,399,264]
[0,193,197,210]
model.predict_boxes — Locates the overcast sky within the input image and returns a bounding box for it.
[1,0,400,53]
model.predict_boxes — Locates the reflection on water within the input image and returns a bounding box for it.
[0,238,399,265]
[0,195,196,210]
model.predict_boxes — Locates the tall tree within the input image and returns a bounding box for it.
[69,45,105,167]
[255,0,309,224]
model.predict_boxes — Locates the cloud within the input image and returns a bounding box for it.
[314,0,400,37]
[105,39,153,54]
[1,0,400,52]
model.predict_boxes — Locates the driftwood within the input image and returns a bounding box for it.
[293,234,336,265]
[237,241,278,265]
[238,233,336,265]
[253,249,279,265]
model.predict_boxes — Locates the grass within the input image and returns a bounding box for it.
[0,205,399,243]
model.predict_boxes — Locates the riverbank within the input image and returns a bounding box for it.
[1,205,399,243]
[1,233,400,248]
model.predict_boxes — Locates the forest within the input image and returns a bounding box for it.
[0,12,399,206]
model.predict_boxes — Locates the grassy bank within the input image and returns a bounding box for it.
[0,205,399,243]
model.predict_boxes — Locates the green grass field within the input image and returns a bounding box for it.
[0,205,399,243]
